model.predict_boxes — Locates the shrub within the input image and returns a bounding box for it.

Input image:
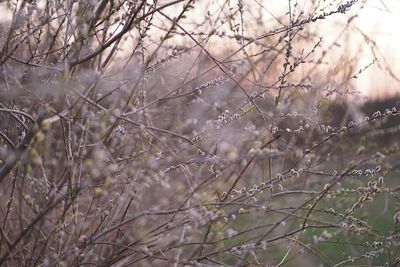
[0,0,399,266]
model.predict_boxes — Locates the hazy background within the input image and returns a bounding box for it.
[147,0,400,100]
[1,0,398,99]
[208,0,400,99]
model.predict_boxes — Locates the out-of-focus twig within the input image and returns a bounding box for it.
[0,114,43,184]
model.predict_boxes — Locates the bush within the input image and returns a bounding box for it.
[0,0,399,266]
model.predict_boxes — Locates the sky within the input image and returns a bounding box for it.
[0,0,399,99]
[233,0,400,99]
[189,0,400,100]
[348,0,400,98]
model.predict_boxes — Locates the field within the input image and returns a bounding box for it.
[0,0,399,266]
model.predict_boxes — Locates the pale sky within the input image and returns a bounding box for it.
[240,0,400,99]
[348,0,400,98]
[1,0,399,99]
[150,0,400,99]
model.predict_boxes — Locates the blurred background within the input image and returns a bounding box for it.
[1,0,399,99]
[0,1,399,266]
